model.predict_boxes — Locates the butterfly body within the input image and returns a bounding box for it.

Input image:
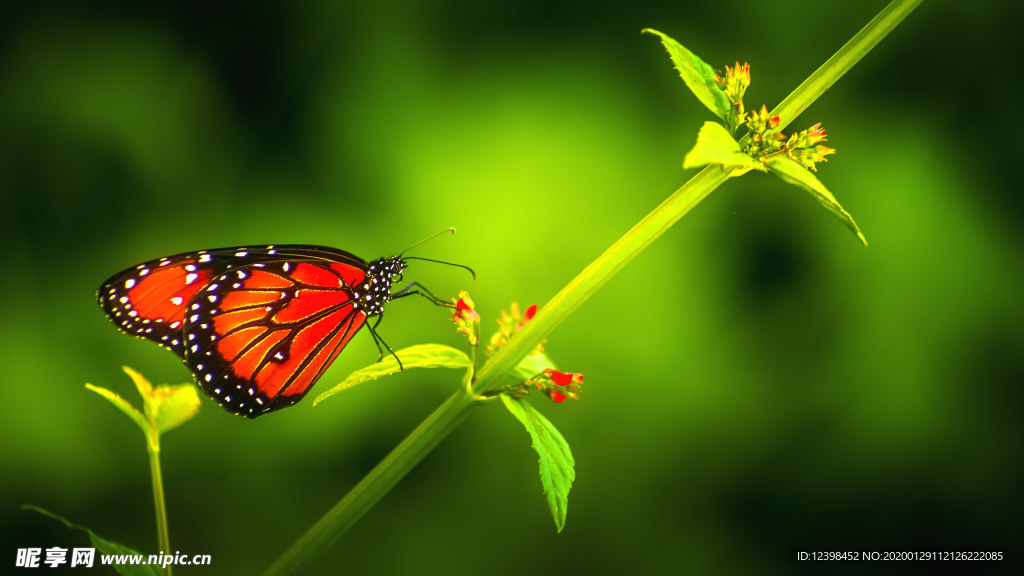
[99,245,409,418]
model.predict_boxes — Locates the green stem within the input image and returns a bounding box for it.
[147,431,172,576]
[472,165,731,395]
[263,388,480,576]
[757,0,922,138]
[264,1,921,572]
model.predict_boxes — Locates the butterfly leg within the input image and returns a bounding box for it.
[391,282,456,309]
[365,314,404,370]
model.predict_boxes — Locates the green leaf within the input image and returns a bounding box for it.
[148,383,201,435]
[313,344,472,406]
[123,365,200,434]
[683,121,763,172]
[766,156,868,245]
[500,395,575,532]
[89,367,200,438]
[23,505,161,576]
[85,383,149,436]
[643,28,731,122]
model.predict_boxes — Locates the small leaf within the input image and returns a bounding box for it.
[124,365,200,434]
[313,344,472,405]
[767,156,868,245]
[147,384,201,435]
[501,395,575,532]
[643,28,732,122]
[85,383,149,436]
[122,365,153,398]
[23,505,161,576]
[683,121,763,172]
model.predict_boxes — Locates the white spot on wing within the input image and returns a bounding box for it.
[125,278,136,289]
[185,273,198,285]
[171,296,183,305]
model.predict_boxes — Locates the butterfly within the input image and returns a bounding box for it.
[98,240,466,418]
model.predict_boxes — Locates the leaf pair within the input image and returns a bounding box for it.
[86,366,200,447]
[645,28,868,246]
[315,343,576,532]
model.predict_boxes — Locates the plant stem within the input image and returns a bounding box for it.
[264,2,922,572]
[263,387,479,576]
[147,431,172,576]
[759,0,923,137]
[265,166,732,576]
[472,166,732,395]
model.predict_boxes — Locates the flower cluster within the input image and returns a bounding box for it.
[450,291,480,345]
[449,295,584,404]
[781,122,835,171]
[486,302,539,355]
[506,368,584,403]
[707,58,836,172]
[743,105,834,171]
[714,61,750,131]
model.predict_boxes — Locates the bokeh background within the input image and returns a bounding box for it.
[2,1,1021,574]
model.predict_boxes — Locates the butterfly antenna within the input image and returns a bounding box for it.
[402,256,476,280]
[399,227,456,257]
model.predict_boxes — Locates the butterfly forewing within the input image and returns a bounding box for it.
[182,258,371,417]
[99,250,230,355]
[99,245,367,351]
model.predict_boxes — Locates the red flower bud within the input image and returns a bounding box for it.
[547,369,584,387]
[550,390,567,403]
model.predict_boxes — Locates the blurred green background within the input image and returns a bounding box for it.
[2,1,1021,574]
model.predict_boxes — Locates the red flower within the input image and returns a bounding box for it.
[451,294,479,322]
[549,390,567,403]
[516,303,538,330]
[546,369,583,387]
[450,292,480,345]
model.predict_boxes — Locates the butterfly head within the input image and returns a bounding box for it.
[358,256,407,316]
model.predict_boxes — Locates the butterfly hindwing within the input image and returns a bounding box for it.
[182,258,370,417]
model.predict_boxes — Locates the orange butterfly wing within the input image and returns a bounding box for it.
[99,245,386,418]
[183,260,370,417]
